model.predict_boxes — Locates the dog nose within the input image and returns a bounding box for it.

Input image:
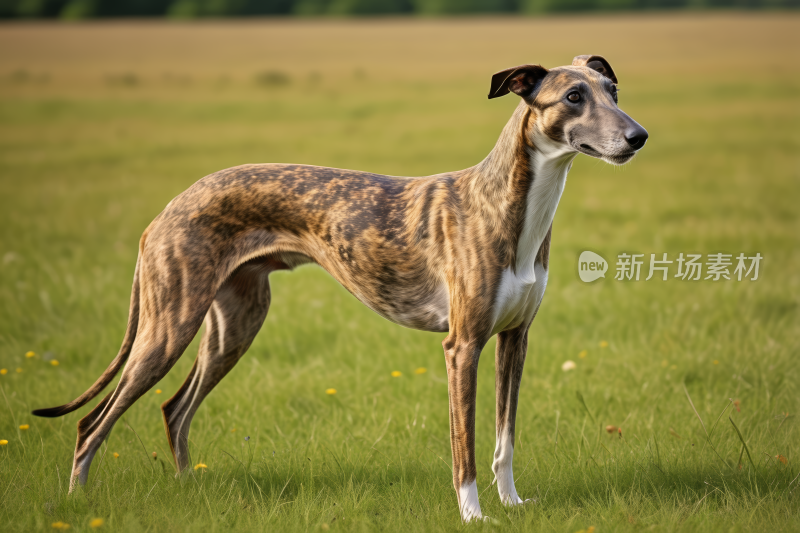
[625,126,649,150]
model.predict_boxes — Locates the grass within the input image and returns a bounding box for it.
[1,13,799,532]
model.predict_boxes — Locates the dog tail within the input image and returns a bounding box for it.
[32,250,143,418]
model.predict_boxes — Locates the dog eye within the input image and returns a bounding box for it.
[567,92,581,103]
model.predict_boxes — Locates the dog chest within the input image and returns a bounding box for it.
[492,262,548,335]
[491,144,573,334]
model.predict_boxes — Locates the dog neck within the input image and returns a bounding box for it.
[465,101,577,279]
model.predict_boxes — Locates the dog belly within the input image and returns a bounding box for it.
[355,281,450,333]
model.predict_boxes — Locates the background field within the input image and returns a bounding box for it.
[1,13,799,532]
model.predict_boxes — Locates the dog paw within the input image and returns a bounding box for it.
[502,496,537,507]
[461,511,484,523]
[463,515,498,525]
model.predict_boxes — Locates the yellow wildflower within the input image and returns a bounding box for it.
[194,463,208,470]
[414,367,427,374]
[0,369,7,375]
[25,351,35,358]
[112,452,120,458]
[713,360,719,365]
[51,360,59,366]
[599,341,609,348]
[578,350,588,359]
[51,521,70,530]
[391,371,402,377]
[0,440,8,445]
[90,518,105,528]
[325,388,337,395]
[19,424,29,430]
[16,367,22,373]
[155,389,162,394]
[230,428,236,433]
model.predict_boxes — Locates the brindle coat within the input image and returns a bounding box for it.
[34,55,647,521]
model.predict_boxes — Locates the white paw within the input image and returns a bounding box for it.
[502,495,536,507]
[500,494,523,506]
[462,513,500,524]
[462,513,485,523]
[459,480,484,522]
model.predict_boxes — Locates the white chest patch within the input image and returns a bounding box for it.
[492,262,548,336]
[491,137,575,335]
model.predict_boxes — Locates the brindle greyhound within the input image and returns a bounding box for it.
[33,55,647,521]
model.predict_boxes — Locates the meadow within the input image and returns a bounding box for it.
[0,13,799,532]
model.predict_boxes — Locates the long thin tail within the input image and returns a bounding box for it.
[32,252,142,418]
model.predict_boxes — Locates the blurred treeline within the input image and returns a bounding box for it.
[0,0,796,18]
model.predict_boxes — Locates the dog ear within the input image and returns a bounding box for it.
[488,65,549,100]
[572,55,618,84]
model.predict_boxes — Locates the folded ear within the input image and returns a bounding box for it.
[488,64,549,100]
[572,55,618,84]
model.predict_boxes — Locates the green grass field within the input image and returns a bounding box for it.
[1,13,799,532]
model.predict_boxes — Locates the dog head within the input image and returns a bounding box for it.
[488,55,648,165]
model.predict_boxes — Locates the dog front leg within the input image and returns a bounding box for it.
[442,332,485,521]
[492,324,533,506]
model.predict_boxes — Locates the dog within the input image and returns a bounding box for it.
[33,55,647,521]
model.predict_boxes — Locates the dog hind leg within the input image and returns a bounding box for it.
[68,300,212,493]
[161,260,273,473]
